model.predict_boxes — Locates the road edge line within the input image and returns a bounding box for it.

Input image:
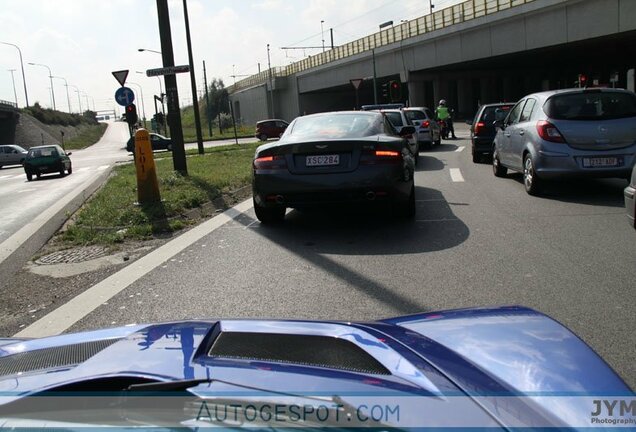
[14,198,254,338]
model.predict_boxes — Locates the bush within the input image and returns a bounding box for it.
[23,103,97,126]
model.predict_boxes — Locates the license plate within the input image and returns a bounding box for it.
[306,154,339,166]
[39,166,48,170]
[582,157,620,168]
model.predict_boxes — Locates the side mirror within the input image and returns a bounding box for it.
[66,151,72,156]
[493,120,505,130]
[465,120,473,126]
[399,126,416,137]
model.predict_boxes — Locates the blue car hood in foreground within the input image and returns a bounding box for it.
[0,306,631,429]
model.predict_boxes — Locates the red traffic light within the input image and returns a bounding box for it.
[391,81,399,89]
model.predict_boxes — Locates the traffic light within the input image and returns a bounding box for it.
[578,74,588,88]
[381,82,390,100]
[125,104,138,126]
[389,80,401,102]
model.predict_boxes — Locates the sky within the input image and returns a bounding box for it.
[0,0,462,117]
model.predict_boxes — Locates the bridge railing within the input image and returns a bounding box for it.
[0,99,18,108]
[228,0,535,93]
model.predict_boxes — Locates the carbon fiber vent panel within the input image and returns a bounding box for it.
[0,338,120,377]
[209,332,390,375]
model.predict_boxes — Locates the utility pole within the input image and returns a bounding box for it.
[330,28,334,49]
[8,69,18,106]
[183,0,203,154]
[321,20,325,52]
[156,0,187,174]
[372,49,378,104]
[267,43,275,118]
[203,60,212,137]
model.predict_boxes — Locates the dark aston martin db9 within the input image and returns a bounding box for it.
[252,111,417,223]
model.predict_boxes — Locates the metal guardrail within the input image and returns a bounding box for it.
[228,0,535,93]
[0,99,18,108]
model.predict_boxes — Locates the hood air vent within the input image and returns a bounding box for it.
[0,338,120,377]
[209,332,389,375]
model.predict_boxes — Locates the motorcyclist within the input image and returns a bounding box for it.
[435,99,457,139]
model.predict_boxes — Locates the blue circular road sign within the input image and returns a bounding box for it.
[115,86,135,106]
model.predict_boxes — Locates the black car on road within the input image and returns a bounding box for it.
[126,133,172,154]
[467,103,515,162]
[252,111,416,224]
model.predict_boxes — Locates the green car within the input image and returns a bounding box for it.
[23,145,72,181]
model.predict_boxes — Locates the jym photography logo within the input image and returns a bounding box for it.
[591,399,635,425]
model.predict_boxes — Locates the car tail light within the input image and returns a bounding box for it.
[375,150,400,157]
[253,155,287,170]
[536,120,566,143]
[421,120,430,129]
[474,121,485,135]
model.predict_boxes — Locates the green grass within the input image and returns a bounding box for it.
[61,141,260,245]
[180,104,254,142]
[63,123,108,150]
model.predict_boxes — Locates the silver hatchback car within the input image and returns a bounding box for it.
[492,88,636,195]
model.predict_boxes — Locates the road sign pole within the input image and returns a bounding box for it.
[203,60,212,137]
[183,0,204,154]
[156,0,187,175]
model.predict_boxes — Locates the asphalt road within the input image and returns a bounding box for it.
[32,126,636,386]
[0,122,255,250]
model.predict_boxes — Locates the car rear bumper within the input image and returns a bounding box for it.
[625,184,636,229]
[533,145,636,179]
[416,130,433,144]
[24,162,67,175]
[253,166,411,208]
[472,136,496,153]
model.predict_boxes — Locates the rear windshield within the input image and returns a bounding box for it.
[288,113,380,139]
[27,147,57,158]
[544,92,636,120]
[384,112,405,127]
[480,105,514,123]
[404,110,426,121]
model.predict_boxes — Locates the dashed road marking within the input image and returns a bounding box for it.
[0,175,13,180]
[77,167,90,172]
[97,165,109,171]
[450,168,465,182]
[455,146,465,152]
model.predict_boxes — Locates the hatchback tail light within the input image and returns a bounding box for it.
[474,121,485,135]
[536,120,566,143]
[253,155,287,170]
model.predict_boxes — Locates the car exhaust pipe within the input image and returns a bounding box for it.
[366,191,376,201]
[275,195,284,204]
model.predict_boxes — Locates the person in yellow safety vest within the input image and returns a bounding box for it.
[435,99,457,139]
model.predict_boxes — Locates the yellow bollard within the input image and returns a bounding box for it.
[134,128,161,204]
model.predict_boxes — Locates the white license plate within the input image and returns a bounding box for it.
[306,154,339,166]
[582,157,620,168]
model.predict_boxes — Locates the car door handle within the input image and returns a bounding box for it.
[518,130,525,136]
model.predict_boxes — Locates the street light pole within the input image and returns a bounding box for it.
[69,85,82,113]
[53,76,72,113]
[0,41,29,107]
[183,0,204,154]
[7,69,18,106]
[28,62,56,110]
[128,82,147,127]
[267,43,275,118]
[321,20,325,53]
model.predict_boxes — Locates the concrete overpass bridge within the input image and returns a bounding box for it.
[0,100,19,144]
[228,0,636,124]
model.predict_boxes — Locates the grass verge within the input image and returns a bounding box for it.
[63,123,108,150]
[60,141,260,245]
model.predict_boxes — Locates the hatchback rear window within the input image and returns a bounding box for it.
[405,110,426,121]
[480,105,513,123]
[544,92,636,120]
[28,147,56,158]
[384,112,404,127]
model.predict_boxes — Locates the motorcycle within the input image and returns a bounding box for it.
[437,119,449,140]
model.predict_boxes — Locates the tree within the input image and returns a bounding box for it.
[206,78,229,122]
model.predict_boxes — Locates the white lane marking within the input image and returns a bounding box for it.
[97,165,109,171]
[17,188,36,193]
[77,167,90,172]
[14,198,254,338]
[10,174,25,179]
[450,168,465,182]
[455,146,465,152]
[0,175,13,180]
